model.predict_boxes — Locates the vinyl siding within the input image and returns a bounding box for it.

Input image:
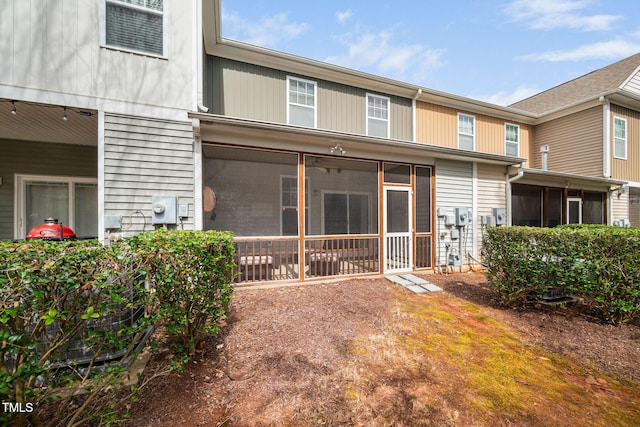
[476,163,507,258]
[621,71,640,96]
[435,160,472,268]
[533,106,603,177]
[415,101,533,166]
[205,56,413,140]
[610,104,640,182]
[612,191,629,224]
[103,114,194,235]
[0,0,194,111]
[0,139,96,240]
[630,190,640,227]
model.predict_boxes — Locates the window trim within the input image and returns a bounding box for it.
[366,93,391,138]
[100,0,169,59]
[286,76,317,128]
[457,113,475,151]
[505,122,520,157]
[613,116,628,160]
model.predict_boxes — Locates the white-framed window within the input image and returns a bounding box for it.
[458,113,475,151]
[321,191,372,235]
[101,0,167,57]
[367,93,390,138]
[14,175,98,240]
[614,116,627,159]
[280,175,309,236]
[505,123,520,157]
[287,76,317,128]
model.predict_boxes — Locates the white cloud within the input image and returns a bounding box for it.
[505,0,622,31]
[519,39,640,62]
[222,10,309,47]
[477,86,541,106]
[336,10,352,24]
[326,29,445,85]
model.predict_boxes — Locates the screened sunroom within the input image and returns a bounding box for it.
[202,143,434,284]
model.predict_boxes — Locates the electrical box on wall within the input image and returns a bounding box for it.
[445,214,456,226]
[493,208,507,225]
[152,196,177,225]
[481,215,496,227]
[455,207,470,226]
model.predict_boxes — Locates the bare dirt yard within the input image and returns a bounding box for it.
[124,272,640,426]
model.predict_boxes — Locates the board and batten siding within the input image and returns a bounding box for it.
[435,159,473,268]
[103,114,194,235]
[415,101,532,166]
[610,104,640,182]
[0,139,96,240]
[204,56,413,140]
[629,194,640,227]
[533,106,603,177]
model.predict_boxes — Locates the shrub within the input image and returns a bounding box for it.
[0,240,150,427]
[484,226,640,325]
[128,229,235,356]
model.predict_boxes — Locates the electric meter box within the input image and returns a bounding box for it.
[493,208,507,225]
[151,196,178,225]
[455,207,470,226]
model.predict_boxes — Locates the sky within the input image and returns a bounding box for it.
[220,0,640,106]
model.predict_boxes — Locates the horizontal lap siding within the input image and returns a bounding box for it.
[104,114,194,234]
[610,104,640,182]
[0,139,96,240]
[476,164,507,257]
[533,106,603,177]
[622,72,640,96]
[612,192,629,223]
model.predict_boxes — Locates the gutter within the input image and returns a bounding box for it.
[506,166,525,226]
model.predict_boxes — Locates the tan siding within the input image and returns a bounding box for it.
[103,114,194,235]
[533,106,603,176]
[630,189,640,227]
[610,104,640,182]
[416,101,532,166]
[206,57,412,139]
[612,192,629,223]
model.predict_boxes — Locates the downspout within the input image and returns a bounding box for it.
[194,0,205,230]
[505,164,525,226]
[412,88,422,142]
[602,97,611,179]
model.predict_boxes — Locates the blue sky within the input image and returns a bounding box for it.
[220,0,640,106]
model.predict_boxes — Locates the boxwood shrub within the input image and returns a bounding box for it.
[484,225,640,325]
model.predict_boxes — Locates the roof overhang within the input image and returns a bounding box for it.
[510,166,627,192]
[190,112,525,167]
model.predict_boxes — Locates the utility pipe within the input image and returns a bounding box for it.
[505,165,525,226]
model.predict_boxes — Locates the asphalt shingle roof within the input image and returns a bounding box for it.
[509,52,640,114]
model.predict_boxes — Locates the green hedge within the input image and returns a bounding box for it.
[128,229,235,356]
[484,226,640,325]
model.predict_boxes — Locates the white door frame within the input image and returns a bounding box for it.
[566,197,582,224]
[383,185,412,273]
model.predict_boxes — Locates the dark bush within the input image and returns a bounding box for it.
[484,226,640,325]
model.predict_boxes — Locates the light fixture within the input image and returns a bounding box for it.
[11,101,16,115]
[63,107,68,121]
[329,142,346,156]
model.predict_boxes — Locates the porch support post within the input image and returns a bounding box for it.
[298,154,306,281]
[98,111,106,244]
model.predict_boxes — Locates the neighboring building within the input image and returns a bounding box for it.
[1,0,637,285]
[0,0,200,243]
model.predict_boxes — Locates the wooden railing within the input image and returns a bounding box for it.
[415,235,432,268]
[233,236,380,283]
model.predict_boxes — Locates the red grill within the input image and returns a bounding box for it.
[26,218,76,240]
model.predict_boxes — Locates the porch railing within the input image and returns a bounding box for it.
[233,236,380,283]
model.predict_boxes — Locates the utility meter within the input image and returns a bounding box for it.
[455,207,470,226]
[151,196,177,225]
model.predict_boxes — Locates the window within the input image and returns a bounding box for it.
[367,94,390,138]
[102,0,166,57]
[458,113,475,150]
[287,76,317,128]
[505,123,519,157]
[15,175,98,239]
[614,116,627,159]
[323,192,371,234]
[281,176,309,235]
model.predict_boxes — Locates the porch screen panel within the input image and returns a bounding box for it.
[306,156,378,235]
[545,188,563,227]
[512,184,542,226]
[203,146,298,236]
[25,181,69,233]
[583,192,605,224]
[415,167,432,233]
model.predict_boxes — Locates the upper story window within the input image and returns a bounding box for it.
[505,123,520,157]
[367,94,390,138]
[287,76,317,128]
[458,113,475,150]
[102,0,166,57]
[614,116,627,159]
